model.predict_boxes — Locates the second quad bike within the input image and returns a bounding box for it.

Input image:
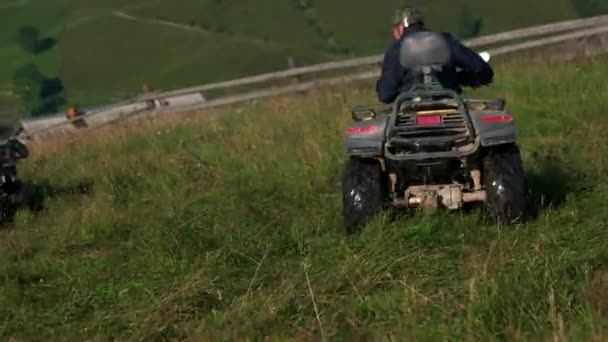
[342,32,527,234]
[0,135,94,227]
[0,137,40,226]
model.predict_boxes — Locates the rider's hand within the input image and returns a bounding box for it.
[458,71,492,88]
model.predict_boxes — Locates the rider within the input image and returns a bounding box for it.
[376,6,494,104]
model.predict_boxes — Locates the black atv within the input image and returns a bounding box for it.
[0,137,41,225]
[342,32,526,234]
[0,136,94,227]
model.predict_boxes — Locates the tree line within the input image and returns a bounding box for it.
[12,26,66,117]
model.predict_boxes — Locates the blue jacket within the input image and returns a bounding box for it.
[375,24,494,104]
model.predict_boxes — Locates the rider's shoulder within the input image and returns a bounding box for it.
[413,29,459,42]
[437,31,458,40]
[384,39,402,56]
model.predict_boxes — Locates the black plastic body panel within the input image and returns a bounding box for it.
[468,110,518,146]
[344,90,518,160]
[345,116,389,157]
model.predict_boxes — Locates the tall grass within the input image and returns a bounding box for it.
[1,56,608,340]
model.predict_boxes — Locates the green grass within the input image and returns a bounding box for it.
[0,0,66,92]
[1,56,607,340]
[0,0,588,114]
[132,0,331,50]
[59,14,332,107]
[314,0,579,54]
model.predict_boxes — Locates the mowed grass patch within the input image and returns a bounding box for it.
[1,56,608,340]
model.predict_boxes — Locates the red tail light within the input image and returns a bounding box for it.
[481,114,513,123]
[346,125,379,134]
[416,115,442,125]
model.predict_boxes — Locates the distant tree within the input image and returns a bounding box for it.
[40,77,65,99]
[16,26,40,54]
[31,91,66,117]
[12,64,66,117]
[12,25,66,117]
[15,25,56,55]
[36,37,57,53]
[458,5,483,39]
[570,0,608,16]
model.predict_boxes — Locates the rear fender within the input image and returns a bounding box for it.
[469,110,518,146]
[345,116,389,157]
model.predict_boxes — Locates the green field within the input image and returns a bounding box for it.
[133,0,330,50]
[314,0,579,54]
[60,14,332,106]
[0,0,589,114]
[1,55,607,340]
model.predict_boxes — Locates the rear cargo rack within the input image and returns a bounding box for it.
[385,89,479,161]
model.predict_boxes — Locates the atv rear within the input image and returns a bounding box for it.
[342,87,527,234]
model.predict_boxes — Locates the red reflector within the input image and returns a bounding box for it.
[416,115,442,125]
[346,125,379,134]
[481,114,513,123]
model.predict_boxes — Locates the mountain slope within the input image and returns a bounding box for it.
[0,0,584,109]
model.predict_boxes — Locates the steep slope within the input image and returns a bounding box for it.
[0,0,583,109]
[0,55,607,340]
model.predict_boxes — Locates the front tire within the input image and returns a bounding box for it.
[342,157,387,235]
[482,144,527,225]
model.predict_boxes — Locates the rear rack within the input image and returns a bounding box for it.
[385,88,479,161]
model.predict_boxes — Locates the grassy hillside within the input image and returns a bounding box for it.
[0,1,65,91]
[0,0,586,112]
[314,0,578,54]
[1,56,608,340]
[60,14,332,106]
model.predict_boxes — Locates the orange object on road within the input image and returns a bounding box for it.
[66,106,82,119]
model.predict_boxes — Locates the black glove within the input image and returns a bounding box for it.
[457,70,492,88]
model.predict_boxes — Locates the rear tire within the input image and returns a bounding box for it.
[482,144,527,225]
[342,157,387,235]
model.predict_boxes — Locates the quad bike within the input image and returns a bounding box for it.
[341,32,527,234]
[0,137,40,225]
[0,136,94,227]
